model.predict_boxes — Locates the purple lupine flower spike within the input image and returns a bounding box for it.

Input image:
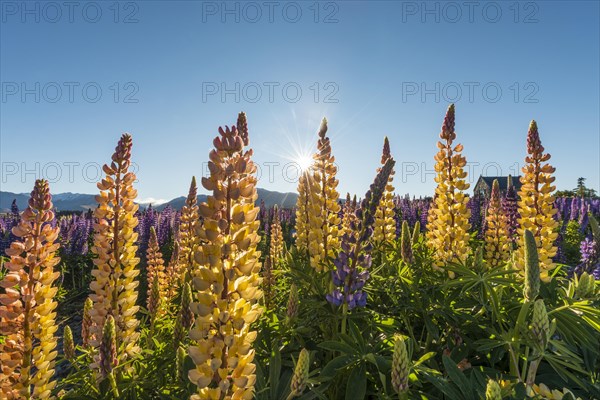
[327,158,395,310]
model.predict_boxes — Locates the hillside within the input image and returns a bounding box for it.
[0,188,298,212]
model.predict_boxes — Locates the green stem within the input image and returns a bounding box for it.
[341,303,348,335]
[109,373,120,398]
[510,301,531,379]
[526,357,541,389]
[521,346,530,383]
[285,392,298,400]
[507,345,522,382]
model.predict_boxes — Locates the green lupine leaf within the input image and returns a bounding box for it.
[321,355,353,378]
[345,363,367,400]
[318,341,356,355]
[442,356,475,400]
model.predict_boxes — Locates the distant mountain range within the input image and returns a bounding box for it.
[0,189,299,213]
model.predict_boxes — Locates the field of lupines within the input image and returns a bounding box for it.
[1,105,599,400]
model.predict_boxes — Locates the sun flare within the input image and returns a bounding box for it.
[295,154,313,172]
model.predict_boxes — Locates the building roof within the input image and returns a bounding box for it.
[477,176,522,192]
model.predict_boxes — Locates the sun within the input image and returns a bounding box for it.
[295,154,313,172]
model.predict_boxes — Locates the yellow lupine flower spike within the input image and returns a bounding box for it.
[179,176,200,283]
[340,193,357,242]
[189,114,262,400]
[269,205,284,266]
[165,240,182,300]
[426,104,471,274]
[89,133,141,371]
[0,179,60,400]
[307,118,341,272]
[294,171,311,253]
[516,121,558,282]
[146,226,167,313]
[374,137,396,244]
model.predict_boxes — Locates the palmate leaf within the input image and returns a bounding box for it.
[543,340,589,388]
[474,337,506,353]
[318,340,356,355]
[296,383,330,400]
[347,320,367,352]
[320,355,353,378]
[589,214,600,240]
[345,363,367,400]
[442,263,520,327]
[442,356,476,400]
[364,353,390,389]
[423,373,465,400]
[550,302,600,354]
[269,346,282,400]
[544,354,587,389]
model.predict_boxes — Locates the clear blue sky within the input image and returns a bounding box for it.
[1,1,598,202]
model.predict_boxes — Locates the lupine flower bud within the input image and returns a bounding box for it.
[147,275,161,321]
[523,230,540,302]
[411,221,421,244]
[287,284,299,320]
[63,325,75,361]
[174,282,194,346]
[262,256,275,310]
[474,245,485,270]
[290,349,310,396]
[574,272,594,299]
[517,121,558,282]
[100,315,118,378]
[82,297,93,348]
[400,220,414,264]
[165,240,181,300]
[237,111,249,146]
[485,380,502,400]
[176,346,187,381]
[391,335,410,394]
[531,299,550,350]
[440,104,456,141]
